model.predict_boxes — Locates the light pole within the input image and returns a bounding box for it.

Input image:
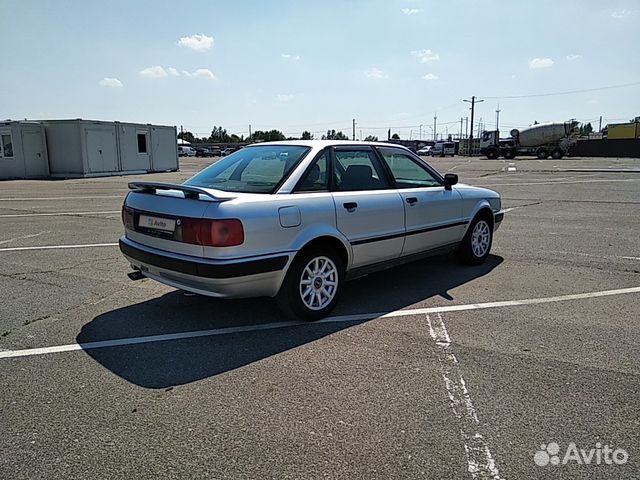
[433,114,437,141]
[463,96,484,157]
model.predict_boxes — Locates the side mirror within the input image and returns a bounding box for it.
[444,173,458,191]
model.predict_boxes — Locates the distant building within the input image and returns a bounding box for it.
[0,119,179,180]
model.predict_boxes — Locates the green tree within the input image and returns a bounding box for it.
[334,131,349,140]
[252,129,286,142]
[210,126,232,143]
[391,133,400,139]
[364,135,378,141]
[178,130,195,143]
[301,131,313,140]
[322,129,336,140]
[579,123,594,136]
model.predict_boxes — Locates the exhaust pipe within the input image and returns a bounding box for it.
[127,269,145,281]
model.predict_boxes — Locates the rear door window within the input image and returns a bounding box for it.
[333,148,390,191]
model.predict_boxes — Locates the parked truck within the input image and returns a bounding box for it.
[480,121,580,159]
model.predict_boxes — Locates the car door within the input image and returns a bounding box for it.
[377,146,464,256]
[331,146,405,268]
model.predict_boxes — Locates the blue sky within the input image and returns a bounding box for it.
[1,0,638,139]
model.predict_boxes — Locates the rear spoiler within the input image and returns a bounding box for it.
[128,182,232,201]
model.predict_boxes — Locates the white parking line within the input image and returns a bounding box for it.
[0,243,118,252]
[479,178,640,187]
[1,285,638,360]
[427,313,502,479]
[0,211,120,218]
[0,195,123,201]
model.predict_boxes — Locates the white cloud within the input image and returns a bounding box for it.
[411,49,440,63]
[167,67,181,76]
[364,67,388,79]
[181,68,216,80]
[191,68,216,80]
[281,53,301,61]
[422,73,439,81]
[98,77,123,88]
[401,8,423,15]
[276,94,294,102]
[611,9,631,18]
[566,54,582,62]
[177,33,214,52]
[139,66,168,78]
[528,57,554,69]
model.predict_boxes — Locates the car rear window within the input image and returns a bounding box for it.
[185,145,310,193]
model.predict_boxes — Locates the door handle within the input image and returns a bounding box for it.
[343,202,358,212]
[406,197,418,205]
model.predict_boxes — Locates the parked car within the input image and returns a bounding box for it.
[195,147,213,157]
[417,146,433,156]
[178,146,196,157]
[120,140,503,320]
[221,146,242,156]
[431,142,455,157]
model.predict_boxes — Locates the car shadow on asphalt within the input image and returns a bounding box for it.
[76,254,503,389]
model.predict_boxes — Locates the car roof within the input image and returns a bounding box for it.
[244,140,413,150]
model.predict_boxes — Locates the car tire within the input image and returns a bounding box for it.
[276,247,345,321]
[486,148,499,159]
[536,148,548,159]
[551,148,563,159]
[504,149,515,159]
[459,215,493,265]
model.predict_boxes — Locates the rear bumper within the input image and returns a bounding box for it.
[119,236,291,298]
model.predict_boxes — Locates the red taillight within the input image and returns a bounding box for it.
[122,206,134,229]
[180,219,244,247]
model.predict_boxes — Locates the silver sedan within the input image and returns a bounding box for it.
[120,140,504,320]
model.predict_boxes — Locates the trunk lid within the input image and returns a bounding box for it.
[124,182,236,257]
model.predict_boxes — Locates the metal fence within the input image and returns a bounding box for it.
[569,139,640,158]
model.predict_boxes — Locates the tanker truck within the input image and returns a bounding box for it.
[480,121,580,159]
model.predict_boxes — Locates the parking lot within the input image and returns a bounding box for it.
[1,155,639,479]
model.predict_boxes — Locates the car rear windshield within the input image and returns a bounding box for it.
[185,145,310,193]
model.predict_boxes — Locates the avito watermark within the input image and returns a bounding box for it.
[534,441,628,467]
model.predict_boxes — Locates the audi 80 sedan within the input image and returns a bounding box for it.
[120,140,504,320]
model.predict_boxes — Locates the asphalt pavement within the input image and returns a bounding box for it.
[1,155,639,479]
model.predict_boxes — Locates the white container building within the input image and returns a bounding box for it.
[0,119,179,180]
[0,121,50,178]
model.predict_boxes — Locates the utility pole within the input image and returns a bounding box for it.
[419,124,423,140]
[495,104,501,132]
[248,124,252,141]
[433,113,437,141]
[388,128,391,141]
[352,118,356,141]
[180,125,184,139]
[463,96,484,157]
[360,129,363,141]
[598,115,602,132]
[460,118,463,140]
[465,117,469,138]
